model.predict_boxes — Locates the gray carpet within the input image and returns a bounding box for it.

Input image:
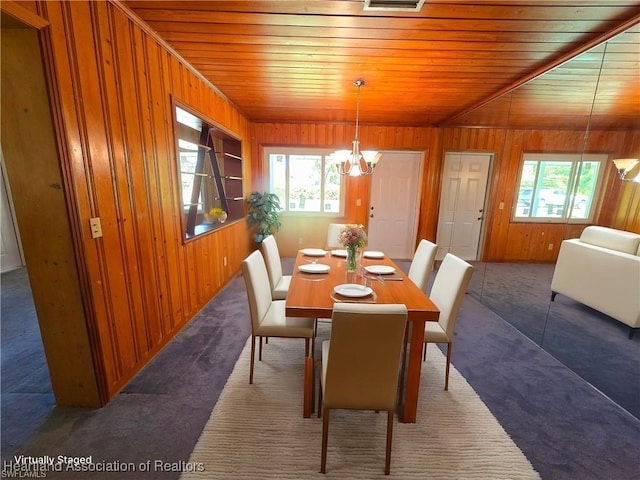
[2,262,639,479]
[1,267,54,457]
[468,262,640,418]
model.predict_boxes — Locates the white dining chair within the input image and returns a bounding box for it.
[241,250,315,384]
[260,234,291,300]
[318,303,407,475]
[407,239,437,292]
[423,253,473,390]
[325,223,348,250]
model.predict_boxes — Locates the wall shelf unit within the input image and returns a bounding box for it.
[173,102,244,240]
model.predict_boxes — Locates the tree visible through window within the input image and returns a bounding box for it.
[513,153,606,223]
[266,148,343,214]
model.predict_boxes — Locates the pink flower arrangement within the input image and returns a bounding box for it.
[339,224,368,249]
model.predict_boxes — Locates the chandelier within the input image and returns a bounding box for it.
[331,80,381,176]
[612,158,640,183]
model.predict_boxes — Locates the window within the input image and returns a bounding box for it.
[265,148,343,214]
[513,153,606,223]
[174,102,244,240]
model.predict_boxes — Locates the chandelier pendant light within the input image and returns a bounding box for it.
[332,79,381,176]
[612,158,640,183]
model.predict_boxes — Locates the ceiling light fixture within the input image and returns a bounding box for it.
[612,158,640,183]
[331,80,381,176]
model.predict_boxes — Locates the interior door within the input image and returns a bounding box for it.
[1,150,23,272]
[367,151,422,259]
[436,152,491,261]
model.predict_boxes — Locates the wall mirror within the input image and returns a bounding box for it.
[447,25,639,419]
[173,101,244,241]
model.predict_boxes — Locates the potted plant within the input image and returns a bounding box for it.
[246,192,282,243]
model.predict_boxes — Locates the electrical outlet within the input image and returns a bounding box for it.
[223,256,228,267]
[298,237,303,245]
[499,202,504,210]
[356,198,362,206]
[89,217,103,239]
[548,243,554,250]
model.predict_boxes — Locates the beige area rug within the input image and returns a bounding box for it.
[183,324,540,480]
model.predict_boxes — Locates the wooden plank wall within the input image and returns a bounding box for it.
[252,123,640,259]
[9,0,253,405]
[5,0,639,406]
[250,123,438,255]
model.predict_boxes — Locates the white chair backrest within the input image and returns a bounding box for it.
[326,223,348,249]
[408,239,438,292]
[241,251,272,333]
[324,303,407,410]
[261,235,283,292]
[429,253,473,338]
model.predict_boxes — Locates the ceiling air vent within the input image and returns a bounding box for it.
[364,0,425,11]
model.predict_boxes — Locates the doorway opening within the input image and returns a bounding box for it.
[1,13,57,453]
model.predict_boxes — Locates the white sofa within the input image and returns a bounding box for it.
[551,226,640,337]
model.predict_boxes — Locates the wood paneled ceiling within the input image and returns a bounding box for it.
[124,1,640,129]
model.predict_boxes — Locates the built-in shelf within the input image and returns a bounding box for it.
[174,101,244,241]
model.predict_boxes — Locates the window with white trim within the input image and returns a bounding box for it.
[265,147,344,214]
[513,153,606,223]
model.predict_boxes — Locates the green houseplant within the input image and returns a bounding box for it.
[246,192,282,243]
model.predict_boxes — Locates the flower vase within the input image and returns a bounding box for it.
[346,245,360,273]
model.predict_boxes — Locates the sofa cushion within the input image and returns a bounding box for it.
[580,226,640,256]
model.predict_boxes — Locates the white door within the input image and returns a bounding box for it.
[367,151,422,259]
[436,152,491,261]
[1,151,23,272]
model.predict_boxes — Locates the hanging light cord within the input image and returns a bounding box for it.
[354,80,362,143]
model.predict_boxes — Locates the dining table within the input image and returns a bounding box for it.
[285,248,440,423]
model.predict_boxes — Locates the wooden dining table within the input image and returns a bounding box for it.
[285,249,440,423]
